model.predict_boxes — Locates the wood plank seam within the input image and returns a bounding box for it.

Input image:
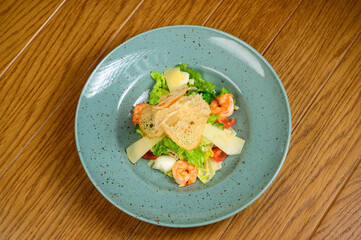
[0,0,67,79]
[30,1,148,238]
[201,0,224,26]
[127,222,141,240]
[7,0,356,237]
[0,0,145,180]
[218,3,361,239]
[312,154,361,239]
[216,214,236,240]
[35,1,225,237]
[220,27,361,239]
[31,0,361,237]
[280,32,361,236]
[215,1,305,238]
[122,2,228,237]
[309,159,361,239]
[291,29,361,132]
[122,2,228,235]
[38,177,87,239]
[35,1,146,238]
[92,2,226,238]
[1,0,227,237]
[260,0,303,56]
[284,32,361,238]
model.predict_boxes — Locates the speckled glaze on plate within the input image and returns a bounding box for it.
[75,25,291,227]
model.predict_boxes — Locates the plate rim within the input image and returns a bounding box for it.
[75,25,292,227]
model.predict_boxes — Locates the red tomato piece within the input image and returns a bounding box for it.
[212,147,228,162]
[216,117,236,128]
[142,150,159,160]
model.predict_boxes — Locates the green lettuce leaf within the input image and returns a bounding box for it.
[161,171,173,178]
[176,64,216,95]
[196,81,217,93]
[197,157,222,184]
[135,125,145,138]
[148,71,169,105]
[151,140,169,155]
[176,63,188,72]
[184,146,206,168]
[206,114,224,129]
[203,146,214,159]
[207,114,221,123]
[152,136,206,168]
[197,170,209,183]
[163,137,185,157]
[212,122,225,130]
[201,92,213,104]
[200,137,211,146]
[219,87,229,95]
[151,137,185,158]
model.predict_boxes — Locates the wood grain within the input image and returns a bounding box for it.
[92,0,223,46]
[262,0,361,128]
[220,24,361,240]
[129,219,231,240]
[0,0,64,74]
[39,0,226,238]
[206,0,302,53]
[0,83,87,239]
[1,0,361,239]
[129,0,304,238]
[0,0,221,239]
[0,0,142,176]
[313,163,361,240]
[0,0,143,238]
[42,178,140,239]
[38,0,302,239]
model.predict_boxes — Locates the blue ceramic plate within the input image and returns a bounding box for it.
[75,25,291,227]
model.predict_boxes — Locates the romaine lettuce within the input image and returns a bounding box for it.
[149,71,169,105]
[207,114,224,130]
[151,139,169,155]
[184,146,206,168]
[197,157,222,184]
[135,125,145,137]
[219,87,229,95]
[151,137,185,158]
[201,92,213,104]
[163,137,185,157]
[176,64,216,98]
[161,171,173,178]
[207,114,221,123]
[151,136,206,168]
[212,122,224,130]
[176,63,188,72]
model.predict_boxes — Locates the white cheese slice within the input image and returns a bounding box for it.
[202,124,245,155]
[224,127,237,136]
[126,136,163,163]
[164,67,189,92]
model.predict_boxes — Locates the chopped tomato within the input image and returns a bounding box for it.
[217,117,236,128]
[142,150,159,160]
[212,147,228,162]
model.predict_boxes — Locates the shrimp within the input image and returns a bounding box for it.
[132,103,147,125]
[172,160,198,187]
[210,93,234,117]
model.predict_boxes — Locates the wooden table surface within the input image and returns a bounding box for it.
[1,0,360,239]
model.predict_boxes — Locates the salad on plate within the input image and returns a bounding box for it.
[126,64,245,187]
